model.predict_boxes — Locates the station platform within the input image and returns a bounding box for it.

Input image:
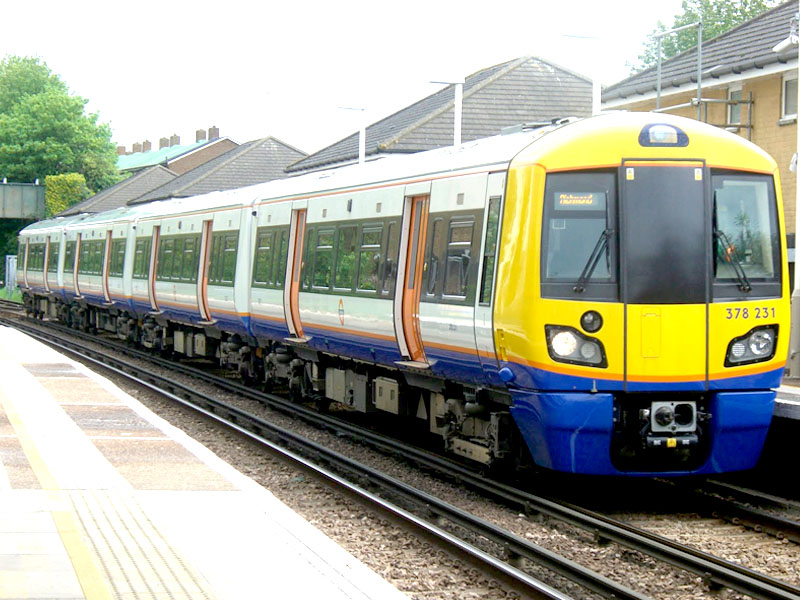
[776,384,800,420]
[0,326,408,600]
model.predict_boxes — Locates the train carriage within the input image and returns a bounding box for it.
[17,112,790,476]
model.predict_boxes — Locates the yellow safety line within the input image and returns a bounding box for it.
[0,389,114,600]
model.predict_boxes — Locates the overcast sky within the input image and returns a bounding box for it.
[1,0,683,154]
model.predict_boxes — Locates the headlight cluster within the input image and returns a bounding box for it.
[545,325,607,368]
[725,325,778,367]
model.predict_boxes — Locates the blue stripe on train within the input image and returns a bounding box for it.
[301,325,403,366]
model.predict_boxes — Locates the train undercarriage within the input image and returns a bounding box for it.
[23,293,524,470]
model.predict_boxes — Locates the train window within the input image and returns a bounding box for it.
[108,239,125,277]
[301,228,314,290]
[275,228,289,288]
[313,229,334,289]
[425,218,444,296]
[541,171,617,300]
[47,241,60,275]
[712,173,780,295]
[357,226,382,292]
[181,236,200,282]
[253,229,275,287]
[479,197,502,305]
[157,238,174,280]
[209,232,238,286]
[381,221,400,296]
[28,243,45,272]
[334,226,357,291]
[444,220,474,297]
[132,238,151,280]
[64,241,76,273]
[78,240,104,275]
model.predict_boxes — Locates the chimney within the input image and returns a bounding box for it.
[142,140,152,152]
[208,125,219,141]
[116,146,127,155]
[132,142,143,153]
[170,134,180,146]
[159,137,169,149]
[196,129,207,143]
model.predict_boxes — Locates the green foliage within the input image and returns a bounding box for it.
[630,0,780,73]
[0,218,32,284]
[45,173,91,217]
[0,55,121,193]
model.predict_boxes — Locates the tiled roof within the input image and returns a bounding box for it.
[130,137,307,204]
[603,0,798,103]
[58,166,176,216]
[116,138,235,172]
[287,56,592,173]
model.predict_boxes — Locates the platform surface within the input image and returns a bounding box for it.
[776,384,800,420]
[0,325,407,600]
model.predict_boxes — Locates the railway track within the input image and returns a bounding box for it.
[5,314,800,600]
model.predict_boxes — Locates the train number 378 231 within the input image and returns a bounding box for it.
[725,307,776,320]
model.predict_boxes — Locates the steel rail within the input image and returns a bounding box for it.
[8,316,800,600]
[4,318,651,600]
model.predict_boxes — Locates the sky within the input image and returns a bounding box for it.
[0,0,684,155]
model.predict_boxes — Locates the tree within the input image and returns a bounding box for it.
[630,0,780,73]
[45,173,91,217]
[0,56,120,194]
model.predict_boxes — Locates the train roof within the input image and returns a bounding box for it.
[20,112,778,236]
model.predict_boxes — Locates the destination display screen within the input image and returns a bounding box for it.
[554,192,606,210]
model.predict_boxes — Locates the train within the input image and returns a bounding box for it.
[16,111,790,476]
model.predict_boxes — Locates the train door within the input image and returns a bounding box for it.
[620,160,708,390]
[197,219,214,323]
[102,230,112,303]
[284,207,307,339]
[474,173,506,380]
[21,239,29,289]
[396,194,430,364]
[74,234,82,297]
[148,226,160,311]
[43,237,51,293]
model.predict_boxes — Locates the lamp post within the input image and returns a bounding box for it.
[339,106,366,164]
[432,78,465,146]
[772,4,800,375]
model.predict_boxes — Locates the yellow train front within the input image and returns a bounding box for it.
[496,112,789,475]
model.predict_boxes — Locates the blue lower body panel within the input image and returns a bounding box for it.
[510,389,775,475]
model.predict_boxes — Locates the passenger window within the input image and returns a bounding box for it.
[64,241,76,272]
[109,239,125,277]
[210,232,238,286]
[133,238,151,280]
[426,218,444,296]
[157,238,174,281]
[253,230,274,286]
[479,197,502,304]
[381,221,399,296]
[334,226,357,290]
[357,227,382,292]
[274,228,289,287]
[444,220,474,297]
[48,241,60,275]
[313,229,334,289]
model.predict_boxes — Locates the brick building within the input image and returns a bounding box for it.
[601,1,799,259]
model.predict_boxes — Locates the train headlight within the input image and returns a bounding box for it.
[749,330,774,356]
[725,325,778,367]
[551,331,578,357]
[546,325,607,368]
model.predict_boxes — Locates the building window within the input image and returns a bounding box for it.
[783,75,797,119]
[728,86,742,125]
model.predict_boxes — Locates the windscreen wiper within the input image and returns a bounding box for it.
[573,228,613,293]
[713,228,752,292]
